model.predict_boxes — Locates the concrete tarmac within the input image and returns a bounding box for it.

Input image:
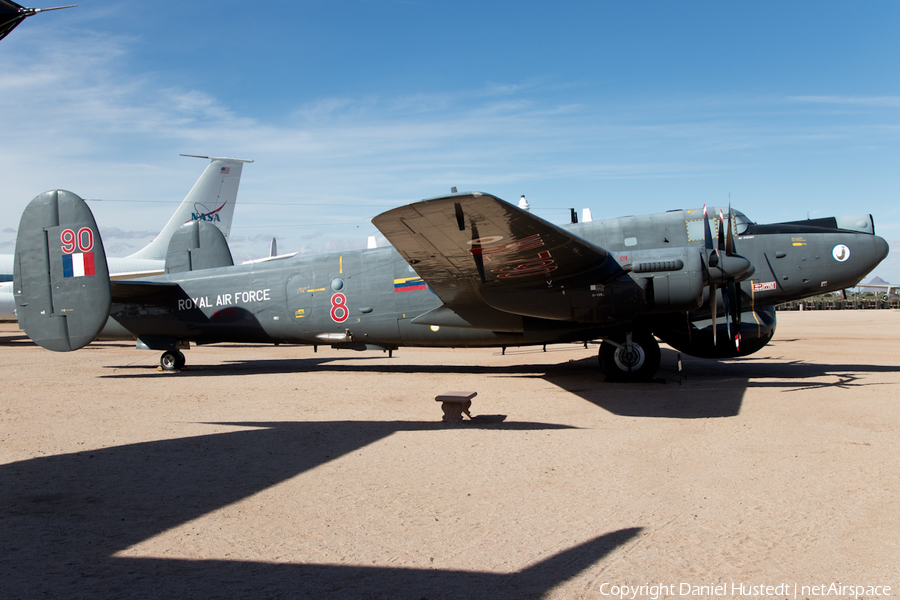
[1,311,898,599]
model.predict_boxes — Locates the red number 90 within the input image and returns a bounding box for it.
[59,227,94,254]
[60,228,94,254]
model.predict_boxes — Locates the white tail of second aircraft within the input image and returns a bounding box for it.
[126,155,253,261]
[0,155,253,319]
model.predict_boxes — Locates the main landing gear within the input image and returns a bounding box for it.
[160,350,186,371]
[599,332,660,382]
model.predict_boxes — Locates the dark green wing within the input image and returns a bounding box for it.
[373,192,623,323]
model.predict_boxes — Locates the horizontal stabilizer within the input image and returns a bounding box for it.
[13,190,111,351]
[110,280,181,301]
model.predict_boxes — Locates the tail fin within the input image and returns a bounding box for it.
[13,190,111,352]
[164,220,234,274]
[126,156,253,261]
[505,528,642,595]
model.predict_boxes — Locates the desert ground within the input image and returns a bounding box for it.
[1,311,898,599]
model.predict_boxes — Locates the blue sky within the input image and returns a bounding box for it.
[1,1,898,281]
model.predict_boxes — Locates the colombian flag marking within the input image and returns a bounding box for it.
[393,276,427,292]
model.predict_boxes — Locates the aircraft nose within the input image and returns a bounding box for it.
[862,235,890,275]
[876,235,890,261]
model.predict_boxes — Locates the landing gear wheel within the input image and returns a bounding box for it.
[160,350,186,371]
[599,332,660,382]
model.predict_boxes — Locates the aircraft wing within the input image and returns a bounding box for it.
[373,192,623,324]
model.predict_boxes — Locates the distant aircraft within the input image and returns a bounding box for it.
[857,277,898,302]
[0,156,251,319]
[0,0,75,41]
[11,190,889,380]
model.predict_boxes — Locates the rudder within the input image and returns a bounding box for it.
[13,190,111,351]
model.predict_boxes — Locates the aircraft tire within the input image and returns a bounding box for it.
[599,332,660,382]
[160,350,186,371]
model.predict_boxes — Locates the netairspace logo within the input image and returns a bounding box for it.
[596,582,892,599]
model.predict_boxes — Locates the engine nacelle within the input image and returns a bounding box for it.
[636,251,705,312]
[654,305,777,359]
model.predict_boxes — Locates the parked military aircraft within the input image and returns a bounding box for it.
[857,282,898,302]
[12,189,889,380]
[0,0,74,41]
[0,155,250,319]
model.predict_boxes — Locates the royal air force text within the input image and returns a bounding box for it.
[177,289,271,311]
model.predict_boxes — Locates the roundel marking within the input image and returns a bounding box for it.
[832,244,851,262]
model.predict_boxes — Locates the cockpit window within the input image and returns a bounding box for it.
[686,207,753,241]
[731,210,752,235]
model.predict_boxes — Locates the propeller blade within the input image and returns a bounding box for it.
[717,208,726,252]
[703,205,722,273]
[733,281,742,351]
[710,283,718,347]
[702,205,714,250]
[724,280,742,352]
[725,201,735,256]
[723,282,732,347]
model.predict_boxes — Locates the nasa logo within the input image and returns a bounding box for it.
[189,200,227,223]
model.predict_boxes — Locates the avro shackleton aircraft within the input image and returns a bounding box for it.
[12,190,889,381]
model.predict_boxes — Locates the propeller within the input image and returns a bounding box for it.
[722,205,742,351]
[702,203,754,350]
[702,205,718,346]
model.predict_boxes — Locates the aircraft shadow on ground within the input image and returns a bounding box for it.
[99,344,899,420]
[0,420,640,599]
[540,349,900,419]
[0,331,33,346]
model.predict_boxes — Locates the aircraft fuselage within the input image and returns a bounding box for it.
[101,206,888,355]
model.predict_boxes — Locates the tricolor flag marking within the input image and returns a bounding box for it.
[393,276,427,293]
[62,252,96,278]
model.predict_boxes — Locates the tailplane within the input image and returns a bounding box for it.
[126,155,252,261]
[13,190,111,351]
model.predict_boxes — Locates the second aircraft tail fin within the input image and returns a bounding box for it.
[126,155,252,261]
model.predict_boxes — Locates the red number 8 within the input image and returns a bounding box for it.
[330,293,348,323]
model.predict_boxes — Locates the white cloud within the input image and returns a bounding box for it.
[2,29,899,266]
[789,95,900,107]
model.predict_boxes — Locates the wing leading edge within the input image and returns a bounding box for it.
[373,192,629,324]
